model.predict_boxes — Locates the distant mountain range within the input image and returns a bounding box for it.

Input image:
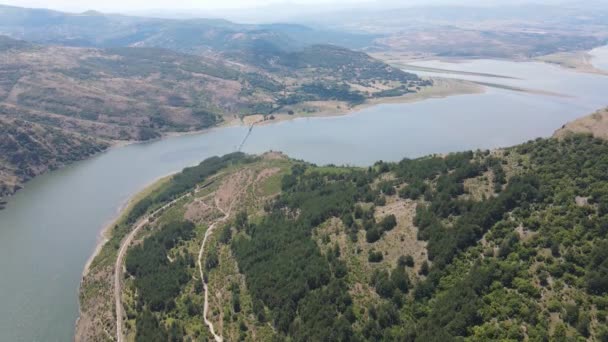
[0,4,377,52]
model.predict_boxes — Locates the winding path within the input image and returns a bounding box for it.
[113,172,243,342]
[197,174,250,342]
[197,199,229,342]
[114,193,191,342]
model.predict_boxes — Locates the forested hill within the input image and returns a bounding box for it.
[80,114,608,341]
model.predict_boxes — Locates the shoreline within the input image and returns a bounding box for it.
[75,173,174,337]
[246,78,484,127]
[373,48,608,77]
[161,77,482,134]
[535,50,608,76]
[1,77,482,217]
[2,76,480,214]
[79,77,480,277]
[80,173,174,278]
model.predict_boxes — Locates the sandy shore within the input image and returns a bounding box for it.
[372,49,608,76]
[535,51,608,76]
[230,78,484,127]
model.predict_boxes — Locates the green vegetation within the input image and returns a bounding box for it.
[229,134,608,340]
[82,125,608,340]
[126,153,252,225]
[126,220,195,311]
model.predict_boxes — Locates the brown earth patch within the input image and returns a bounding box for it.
[554,107,608,140]
[215,169,255,213]
[373,198,428,274]
[76,263,116,342]
[463,170,495,201]
[184,194,221,223]
[262,151,288,160]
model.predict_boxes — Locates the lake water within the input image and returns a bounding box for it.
[1,50,608,341]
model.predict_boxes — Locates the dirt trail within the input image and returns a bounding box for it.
[113,170,250,342]
[114,193,191,342]
[197,198,229,342]
[198,171,253,342]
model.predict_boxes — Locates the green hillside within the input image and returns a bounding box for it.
[80,129,608,341]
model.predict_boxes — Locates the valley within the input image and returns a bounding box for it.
[1,2,608,341]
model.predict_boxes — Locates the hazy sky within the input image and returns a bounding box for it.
[2,0,563,12]
[2,0,382,12]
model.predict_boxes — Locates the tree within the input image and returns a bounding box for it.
[205,249,219,271]
[218,225,232,244]
[391,266,410,293]
[371,270,394,298]
[552,323,567,342]
[366,228,381,243]
[419,261,430,276]
[576,313,590,337]
[380,214,397,231]
[135,309,167,342]
[368,250,383,263]
[563,303,578,325]
[400,255,415,268]
[551,240,560,257]
[235,211,248,231]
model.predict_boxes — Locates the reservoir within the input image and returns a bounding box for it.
[1,52,608,341]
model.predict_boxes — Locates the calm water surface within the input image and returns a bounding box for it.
[1,51,608,341]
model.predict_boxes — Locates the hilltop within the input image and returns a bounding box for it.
[555,107,608,140]
[79,111,608,341]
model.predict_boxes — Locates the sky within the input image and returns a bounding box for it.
[2,0,570,13]
[1,0,382,12]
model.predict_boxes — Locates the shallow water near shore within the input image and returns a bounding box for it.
[1,51,608,341]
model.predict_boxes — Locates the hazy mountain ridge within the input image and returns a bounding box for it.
[0,4,376,52]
